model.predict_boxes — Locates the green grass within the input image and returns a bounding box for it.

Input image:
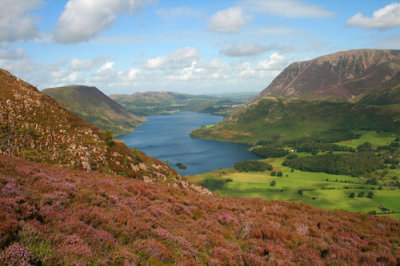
[336,131,396,149]
[189,156,399,218]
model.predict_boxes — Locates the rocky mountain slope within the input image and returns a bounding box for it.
[42,85,145,136]
[0,69,192,187]
[1,154,399,265]
[252,49,400,103]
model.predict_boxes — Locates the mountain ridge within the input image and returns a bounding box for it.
[43,85,146,136]
[251,49,400,103]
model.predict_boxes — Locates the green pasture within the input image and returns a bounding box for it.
[188,156,399,219]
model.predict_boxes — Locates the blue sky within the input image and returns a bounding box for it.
[1,0,400,95]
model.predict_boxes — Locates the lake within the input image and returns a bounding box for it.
[117,111,259,175]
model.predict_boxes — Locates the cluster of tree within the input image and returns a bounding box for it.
[251,145,288,158]
[283,152,384,177]
[234,160,273,172]
[349,191,374,198]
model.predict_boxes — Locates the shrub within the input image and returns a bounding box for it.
[270,180,276,186]
[234,160,273,172]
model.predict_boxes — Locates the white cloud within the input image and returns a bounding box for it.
[245,0,335,18]
[220,43,277,57]
[144,47,199,69]
[70,57,106,71]
[256,53,288,70]
[0,0,43,42]
[55,0,149,44]
[208,7,246,33]
[0,48,26,59]
[144,57,166,69]
[98,61,115,72]
[347,3,400,30]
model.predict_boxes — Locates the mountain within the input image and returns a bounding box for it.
[110,91,246,116]
[192,49,400,144]
[252,49,400,103]
[0,69,189,186]
[42,85,146,136]
[191,97,400,144]
[1,154,399,265]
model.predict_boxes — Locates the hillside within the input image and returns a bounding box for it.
[358,80,400,106]
[1,154,399,265]
[191,97,400,144]
[110,91,247,116]
[0,69,189,187]
[252,49,400,103]
[42,86,145,136]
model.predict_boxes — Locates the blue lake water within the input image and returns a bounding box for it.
[117,111,259,175]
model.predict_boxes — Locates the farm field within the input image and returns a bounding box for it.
[189,131,400,219]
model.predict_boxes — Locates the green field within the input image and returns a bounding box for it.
[336,130,396,149]
[188,131,400,219]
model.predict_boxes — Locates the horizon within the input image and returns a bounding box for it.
[1,0,400,95]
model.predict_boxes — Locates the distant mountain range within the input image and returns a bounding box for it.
[191,49,400,144]
[43,85,146,136]
[110,91,253,116]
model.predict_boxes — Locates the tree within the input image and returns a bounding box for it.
[367,191,374,198]
[349,192,355,198]
[271,171,276,176]
[277,171,283,177]
[357,142,373,152]
[270,180,276,186]
[175,162,187,170]
[357,191,365,197]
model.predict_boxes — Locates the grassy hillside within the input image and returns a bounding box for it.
[43,86,146,136]
[110,91,251,116]
[191,97,400,145]
[1,154,399,265]
[358,81,400,106]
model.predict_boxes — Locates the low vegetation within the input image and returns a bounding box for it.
[1,155,399,265]
[234,160,273,172]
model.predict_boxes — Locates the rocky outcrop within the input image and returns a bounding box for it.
[252,49,400,103]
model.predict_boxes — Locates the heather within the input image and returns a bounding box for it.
[0,155,399,265]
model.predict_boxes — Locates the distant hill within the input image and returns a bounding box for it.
[43,85,146,136]
[1,154,398,265]
[251,49,400,103]
[0,69,188,186]
[110,91,249,116]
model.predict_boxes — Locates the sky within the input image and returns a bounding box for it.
[1,0,400,95]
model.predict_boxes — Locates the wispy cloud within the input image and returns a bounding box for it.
[220,43,281,57]
[244,0,335,18]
